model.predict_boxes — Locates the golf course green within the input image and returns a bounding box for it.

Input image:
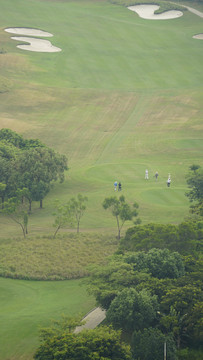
[0,0,203,236]
[0,0,202,358]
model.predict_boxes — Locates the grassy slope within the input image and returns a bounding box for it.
[0,233,118,280]
[0,1,202,357]
[0,277,95,360]
[0,0,203,237]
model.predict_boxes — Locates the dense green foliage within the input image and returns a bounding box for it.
[87,248,186,308]
[121,221,203,254]
[0,129,68,211]
[131,328,177,360]
[34,325,132,360]
[87,232,203,357]
[106,288,159,332]
[186,166,203,216]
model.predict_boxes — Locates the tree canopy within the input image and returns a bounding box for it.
[121,221,202,255]
[0,129,68,210]
[131,328,177,360]
[103,195,139,239]
[186,165,203,216]
[106,288,158,332]
[34,325,132,360]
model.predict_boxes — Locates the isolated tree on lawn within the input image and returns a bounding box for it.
[1,188,30,238]
[186,165,203,216]
[52,200,75,238]
[69,194,88,233]
[103,195,139,239]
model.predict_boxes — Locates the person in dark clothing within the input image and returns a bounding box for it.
[118,182,122,191]
[167,177,171,187]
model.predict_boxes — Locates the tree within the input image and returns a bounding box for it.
[0,128,25,148]
[17,147,68,210]
[69,193,88,233]
[1,189,30,237]
[186,166,203,216]
[121,221,201,255]
[124,249,185,279]
[86,249,184,311]
[0,129,68,210]
[52,200,75,238]
[0,128,44,149]
[34,325,132,360]
[39,315,84,341]
[161,285,202,317]
[0,141,19,207]
[103,195,139,239]
[131,328,177,360]
[0,182,6,208]
[106,288,158,333]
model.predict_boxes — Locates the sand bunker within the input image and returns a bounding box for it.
[5,27,53,37]
[11,36,61,52]
[193,33,203,40]
[128,5,183,20]
[4,27,61,52]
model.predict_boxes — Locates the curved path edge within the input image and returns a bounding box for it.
[74,307,106,333]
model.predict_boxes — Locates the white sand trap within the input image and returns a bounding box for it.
[193,33,203,40]
[5,27,61,52]
[11,36,61,52]
[5,27,53,37]
[128,5,183,20]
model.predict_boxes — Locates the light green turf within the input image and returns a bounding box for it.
[0,0,202,237]
[0,2,202,358]
[0,277,95,360]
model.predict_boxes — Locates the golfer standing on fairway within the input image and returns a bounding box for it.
[145,169,149,180]
[167,175,171,187]
[114,181,118,191]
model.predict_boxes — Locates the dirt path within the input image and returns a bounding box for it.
[74,307,106,333]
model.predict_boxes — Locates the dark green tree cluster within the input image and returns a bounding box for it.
[121,221,203,255]
[186,165,203,217]
[0,128,68,210]
[34,316,132,360]
[0,129,68,235]
[87,242,202,359]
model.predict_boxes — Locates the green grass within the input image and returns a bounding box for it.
[0,0,202,237]
[0,1,202,358]
[0,277,95,360]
